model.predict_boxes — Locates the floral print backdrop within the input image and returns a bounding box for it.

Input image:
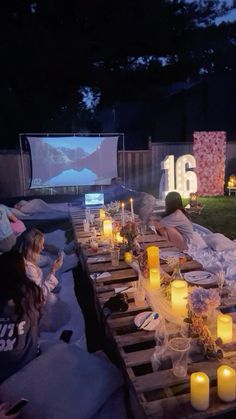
[193,131,226,196]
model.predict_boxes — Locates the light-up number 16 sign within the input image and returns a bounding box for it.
[161,154,197,197]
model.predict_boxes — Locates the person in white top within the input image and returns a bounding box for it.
[149,191,193,250]
[21,229,63,299]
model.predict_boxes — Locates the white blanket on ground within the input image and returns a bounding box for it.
[0,342,124,419]
[188,224,236,280]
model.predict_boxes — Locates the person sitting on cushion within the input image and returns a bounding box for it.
[149,191,194,251]
[21,229,63,299]
[0,251,43,383]
[104,177,157,223]
[0,205,18,253]
[14,199,62,214]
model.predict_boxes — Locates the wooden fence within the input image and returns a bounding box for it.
[1,142,236,199]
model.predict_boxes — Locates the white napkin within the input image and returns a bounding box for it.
[90,272,111,280]
[115,286,130,294]
[97,272,111,279]
[143,315,161,331]
[87,257,106,263]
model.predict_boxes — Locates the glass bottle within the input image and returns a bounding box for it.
[171,263,183,282]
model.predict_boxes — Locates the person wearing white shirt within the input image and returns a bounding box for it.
[149,191,193,250]
[21,229,63,299]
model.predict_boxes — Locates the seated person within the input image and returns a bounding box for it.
[21,229,63,299]
[149,191,194,251]
[14,199,61,214]
[104,177,157,223]
[0,205,18,253]
[0,251,43,383]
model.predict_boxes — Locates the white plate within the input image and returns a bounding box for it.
[160,250,183,260]
[184,270,216,285]
[134,311,153,329]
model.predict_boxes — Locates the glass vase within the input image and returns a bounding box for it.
[171,265,183,282]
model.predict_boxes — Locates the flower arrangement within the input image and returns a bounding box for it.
[185,286,222,359]
[105,201,120,218]
[120,221,139,251]
[188,287,220,317]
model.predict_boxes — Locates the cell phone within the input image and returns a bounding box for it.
[6,398,29,415]
[60,329,73,343]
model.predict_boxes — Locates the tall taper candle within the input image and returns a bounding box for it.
[130,198,134,220]
[121,202,125,226]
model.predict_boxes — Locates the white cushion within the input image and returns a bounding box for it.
[204,233,236,252]
[191,232,208,250]
[0,342,123,419]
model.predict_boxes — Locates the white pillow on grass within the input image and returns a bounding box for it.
[204,233,236,252]
[190,232,208,250]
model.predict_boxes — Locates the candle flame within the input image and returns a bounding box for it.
[223,368,231,377]
[196,375,204,382]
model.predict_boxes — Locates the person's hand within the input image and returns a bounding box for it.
[0,402,19,419]
[51,254,63,273]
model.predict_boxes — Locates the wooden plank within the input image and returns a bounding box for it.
[162,260,202,274]
[88,260,129,273]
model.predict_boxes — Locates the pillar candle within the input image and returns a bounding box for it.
[149,268,160,289]
[124,251,132,263]
[217,365,236,402]
[217,314,233,343]
[171,279,188,317]
[99,208,106,220]
[121,202,125,226]
[130,198,134,220]
[103,219,113,239]
[147,246,159,269]
[190,372,209,411]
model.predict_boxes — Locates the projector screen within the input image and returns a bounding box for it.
[26,135,119,188]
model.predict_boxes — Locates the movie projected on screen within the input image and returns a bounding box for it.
[26,135,119,188]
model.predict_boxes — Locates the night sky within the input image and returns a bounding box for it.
[0,0,236,149]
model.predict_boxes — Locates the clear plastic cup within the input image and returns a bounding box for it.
[111,248,120,267]
[168,337,191,377]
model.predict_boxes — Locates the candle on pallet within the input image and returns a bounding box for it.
[217,365,236,402]
[147,246,159,269]
[190,372,209,411]
[171,280,188,317]
[217,314,232,344]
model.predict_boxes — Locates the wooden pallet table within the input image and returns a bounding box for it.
[70,207,236,419]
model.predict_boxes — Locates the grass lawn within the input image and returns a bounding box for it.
[183,196,236,239]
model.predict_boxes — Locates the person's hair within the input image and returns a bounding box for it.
[0,251,43,325]
[21,228,44,263]
[111,177,122,186]
[165,191,189,217]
